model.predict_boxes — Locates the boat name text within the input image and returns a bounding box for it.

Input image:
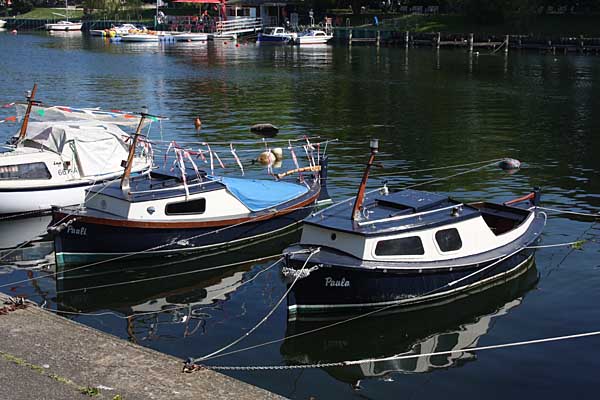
[67,225,87,236]
[325,277,350,287]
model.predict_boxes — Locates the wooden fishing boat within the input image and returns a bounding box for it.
[283,139,545,318]
[50,113,329,268]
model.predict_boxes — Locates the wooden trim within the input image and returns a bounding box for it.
[55,184,320,229]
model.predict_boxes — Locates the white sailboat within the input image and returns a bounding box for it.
[45,0,82,31]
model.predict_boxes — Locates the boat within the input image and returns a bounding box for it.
[89,24,144,37]
[283,139,546,318]
[44,0,82,31]
[172,32,208,42]
[293,29,333,45]
[0,20,7,29]
[50,112,329,268]
[0,86,152,216]
[119,33,161,42]
[257,27,295,44]
[45,20,83,31]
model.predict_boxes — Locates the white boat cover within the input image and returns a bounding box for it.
[19,121,131,177]
[15,103,148,127]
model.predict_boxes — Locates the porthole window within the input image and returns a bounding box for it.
[0,162,51,180]
[435,228,462,252]
[165,198,206,215]
[375,236,424,256]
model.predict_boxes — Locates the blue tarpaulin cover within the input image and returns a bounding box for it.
[218,176,309,212]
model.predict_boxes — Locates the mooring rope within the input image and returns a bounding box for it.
[192,237,582,363]
[192,248,320,363]
[537,206,600,219]
[373,158,504,177]
[191,330,600,371]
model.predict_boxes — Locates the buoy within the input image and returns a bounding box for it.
[257,151,276,165]
[250,123,279,137]
[11,29,17,35]
[194,117,202,130]
[498,158,521,170]
[236,43,240,47]
[271,147,283,161]
[224,41,228,45]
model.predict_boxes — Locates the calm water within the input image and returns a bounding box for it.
[1,31,599,399]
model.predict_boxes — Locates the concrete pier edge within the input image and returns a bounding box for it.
[0,293,283,399]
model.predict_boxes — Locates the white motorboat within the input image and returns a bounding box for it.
[257,27,294,44]
[173,33,208,42]
[45,20,82,31]
[293,30,333,45]
[0,20,7,29]
[0,87,152,216]
[119,33,161,42]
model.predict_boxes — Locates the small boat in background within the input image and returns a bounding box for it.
[173,32,208,42]
[44,0,82,31]
[45,20,82,31]
[293,29,333,45]
[283,139,545,318]
[89,24,144,37]
[0,85,152,216]
[0,20,7,29]
[257,27,295,44]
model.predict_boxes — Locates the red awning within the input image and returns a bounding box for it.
[172,0,222,3]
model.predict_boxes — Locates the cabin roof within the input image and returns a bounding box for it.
[88,167,225,203]
[305,189,481,236]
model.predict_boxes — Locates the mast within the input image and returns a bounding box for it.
[120,112,147,192]
[17,83,38,144]
[351,138,378,221]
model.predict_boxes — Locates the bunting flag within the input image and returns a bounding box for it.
[288,140,304,182]
[196,147,207,163]
[205,143,214,175]
[184,150,202,181]
[164,141,175,168]
[230,143,244,176]
[175,149,190,198]
[0,116,17,123]
[214,150,225,170]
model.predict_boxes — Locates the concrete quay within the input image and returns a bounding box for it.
[0,293,283,400]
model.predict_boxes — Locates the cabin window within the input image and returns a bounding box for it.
[0,162,51,180]
[375,236,424,256]
[435,228,462,252]
[165,198,206,215]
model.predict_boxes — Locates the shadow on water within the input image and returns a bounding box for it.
[280,259,539,385]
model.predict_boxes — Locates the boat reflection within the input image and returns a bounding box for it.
[280,258,538,384]
[56,230,299,341]
[0,215,54,268]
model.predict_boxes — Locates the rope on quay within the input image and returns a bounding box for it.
[187,330,600,372]
[190,248,320,364]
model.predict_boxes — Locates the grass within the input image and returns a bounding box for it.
[15,8,84,19]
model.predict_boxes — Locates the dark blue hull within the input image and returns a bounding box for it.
[54,206,312,268]
[285,248,536,318]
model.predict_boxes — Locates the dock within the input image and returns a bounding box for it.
[0,293,282,400]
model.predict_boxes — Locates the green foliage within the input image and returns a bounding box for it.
[12,0,34,15]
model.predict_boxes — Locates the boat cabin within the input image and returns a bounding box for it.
[300,189,534,263]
